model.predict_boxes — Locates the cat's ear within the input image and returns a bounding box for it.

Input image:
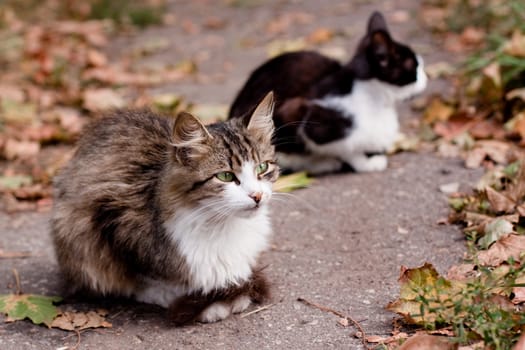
[172,112,212,162]
[367,11,389,34]
[247,91,275,139]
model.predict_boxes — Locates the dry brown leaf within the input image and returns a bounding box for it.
[365,332,409,344]
[307,28,334,45]
[460,27,485,46]
[465,148,487,168]
[0,84,25,102]
[485,186,515,213]
[507,88,525,101]
[87,49,108,67]
[424,98,455,124]
[505,30,525,57]
[477,234,525,266]
[12,184,51,200]
[465,140,511,168]
[50,310,112,331]
[398,334,456,350]
[446,263,476,281]
[512,112,525,141]
[469,119,504,140]
[458,341,485,350]
[54,107,85,136]
[483,62,501,88]
[3,139,40,160]
[512,286,525,304]
[433,116,473,140]
[82,88,125,112]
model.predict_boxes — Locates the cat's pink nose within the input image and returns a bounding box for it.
[250,192,262,204]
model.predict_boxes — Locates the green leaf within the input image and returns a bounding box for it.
[478,219,514,249]
[0,294,62,326]
[273,172,313,192]
[449,197,467,212]
[0,175,33,190]
[386,263,465,326]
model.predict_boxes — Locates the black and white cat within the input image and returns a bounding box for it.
[229,11,427,174]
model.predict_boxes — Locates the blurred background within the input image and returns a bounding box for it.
[0,0,523,213]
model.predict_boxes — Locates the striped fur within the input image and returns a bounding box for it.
[51,93,278,324]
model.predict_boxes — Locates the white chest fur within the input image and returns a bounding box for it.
[165,206,271,294]
[316,79,400,153]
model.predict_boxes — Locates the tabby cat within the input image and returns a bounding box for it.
[229,11,427,174]
[51,92,278,324]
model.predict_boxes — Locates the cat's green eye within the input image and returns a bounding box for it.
[256,162,269,175]
[216,171,235,182]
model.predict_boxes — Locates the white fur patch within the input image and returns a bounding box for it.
[165,163,273,294]
[198,302,232,323]
[300,57,428,172]
[231,295,252,314]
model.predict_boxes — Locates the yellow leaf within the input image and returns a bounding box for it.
[423,98,455,124]
[504,30,525,57]
[273,172,313,192]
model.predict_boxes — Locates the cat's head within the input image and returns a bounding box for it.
[166,92,279,218]
[350,11,427,100]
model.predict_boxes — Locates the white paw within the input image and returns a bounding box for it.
[231,295,252,314]
[198,302,231,323]
[352,155,388,172]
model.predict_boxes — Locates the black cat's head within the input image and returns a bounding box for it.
[350,11,427,98]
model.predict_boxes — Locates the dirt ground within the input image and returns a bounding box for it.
[0,0,481,349]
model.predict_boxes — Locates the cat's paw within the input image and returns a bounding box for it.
[231,295,252,314]
[351,154,388,172]
[197,302,232,323]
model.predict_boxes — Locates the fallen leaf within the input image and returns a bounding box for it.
[465,140,511,168]
[477,218,514,249]
[389,133,419,154]
[386,263,464,325]
[50,310,112,331]
[506,88,525,101]
[3,139,40,160]
[0,99,37,125]
[307,28,334,45]
[460,27,485,46]
[0,294,62,326]
[485,187,515,213]
[446,264,476,281]
[189,103,228,123]
[469,119,504,140]
[82,88,125,112]
[398,334,456,350]
[87,49,108,67]
[12,184,51,200]
[273,172,313,192]
[365,332,409,344]
[0,175,33,190]
[424,98,455,124]
[433,116,473,141]
[266,38,306,58]
[482,62,501,88]
[504,30,525,57]
[425,62,456,79]
[477,234,525,266]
